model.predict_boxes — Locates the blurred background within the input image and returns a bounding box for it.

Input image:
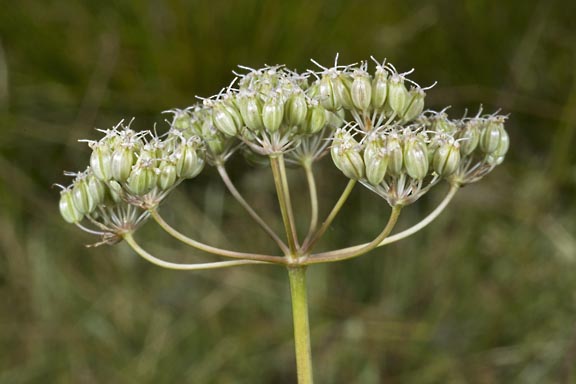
[1,0,576,383]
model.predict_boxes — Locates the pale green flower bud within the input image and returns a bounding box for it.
[371,69,388,110]
[157,160,177,190]
[433,141,461,176]
[284,92,308,126]
[213,103,240,136]
[90,144,112,181]
[351,71,372,111]
[127,164,158,195]
[173,110,192,131]
[111,146,136,182]
[238,94,264,132]
[386,135,403,176]
[403,136,429,180]
[304,102,327,134]
[59,189,83,223]
[262,96,284,133]
[480,118,505,154]
[387,75,409,117]
[318,76,340,111]
[176,140,204,179]
[363,135,388,185]
[402,88,425,122]
[458,120,480,156]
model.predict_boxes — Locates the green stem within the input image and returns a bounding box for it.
[124,233,269,270]
[308,205,402,264]
[217,165,289,254]
[270,154,299,256]
[303,160,319,242]
[302,179,356,253]
[150,209,286,264]
[288,266,314,384]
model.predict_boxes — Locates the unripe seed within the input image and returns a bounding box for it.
[402,88,425,122]
[480,119,504,154]
[458,120,480,156]
[111,146,135,182]
[213,104,239,136]
[387,75,409,117]
[403,136,429,180]
[262,96,284,133]
[492,128,509,158]
[364,136,388,185]
[333,75,353,110]
[351,72,372,111]
[158,161,178,190]
[386,135,403,176]
[318,76,340,111]
[433,141,461,176]
[59,189,83,223]
[72,178,95,214]
[90,144,113,181]
[284,92,308,126]
[176,142,204,179]
[87,175,106,206]
[331,130,364,179]
[371,69,388,109]
[304,103,327,134]
[238,95,264,132]
[127,165,158,195]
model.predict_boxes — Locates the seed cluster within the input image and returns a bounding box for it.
[58,57,509,243]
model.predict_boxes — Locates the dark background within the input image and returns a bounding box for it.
[1,0,576,383]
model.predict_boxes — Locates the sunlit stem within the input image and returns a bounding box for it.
[307,205,402,264]
[270,154,299,257]
[150,209,286,264]
[301,179,356,253]
[124,233,269,270]
[303,160,319,243]
[217,164,289,255]
[288,266,314,384]
[378,183,459,247]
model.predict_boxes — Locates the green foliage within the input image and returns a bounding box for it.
[1,0,576,382]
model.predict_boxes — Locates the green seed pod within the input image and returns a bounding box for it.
[330,130,364,179]
[433,141,461,176]
[213,103,239,136]
[262,96,284,133]
[72,178,95,214]
[363,135,388,185]
[127,164,158,195]
[387,75,409,117]
[111,146,135,182]
[107,180,123,203]
[402,88,425,122]
[285,92,308,126]
[304,103,327,134]
[176,141,204,179]
[90,144,113,181]
[238,94,264,132]
[371,69,388,110]
[326,108,346,129]
[480,119,504,154]
[492,127,509,158]
[458,120,480,156]
[351,71,372,111]
[333,75,353,110]
[486,154,505,166]
[386,135,404,176]
[403,136,429,180]
[59,189,83,223]
[157,160,178,190]
[87,174,106,206]
[318,76,340,111]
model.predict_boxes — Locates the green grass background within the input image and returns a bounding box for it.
[1,0,576,382]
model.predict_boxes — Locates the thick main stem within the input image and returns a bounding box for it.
[288,266,314,384]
